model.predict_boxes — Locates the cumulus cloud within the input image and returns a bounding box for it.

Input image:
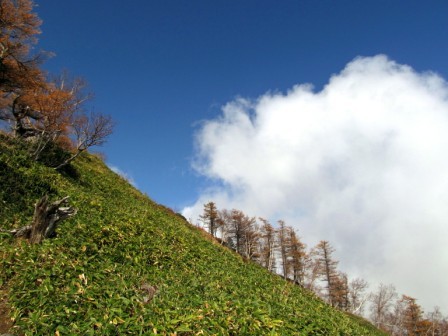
[183,55,448,311]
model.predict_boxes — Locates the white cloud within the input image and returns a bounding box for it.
[183,55,448,312]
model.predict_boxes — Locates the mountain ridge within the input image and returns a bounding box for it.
[0,133,385,335]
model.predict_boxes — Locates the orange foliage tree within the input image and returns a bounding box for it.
[258,217,276,272]
[199,201,220,236]
[313,240,340,307]
[1,0,113,167]
[0,0,44,125]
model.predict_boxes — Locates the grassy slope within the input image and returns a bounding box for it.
[0,135,386,335]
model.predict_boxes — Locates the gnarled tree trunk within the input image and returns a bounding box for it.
[2,195,76,244]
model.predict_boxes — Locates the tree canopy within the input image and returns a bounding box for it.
[0,0,113,168]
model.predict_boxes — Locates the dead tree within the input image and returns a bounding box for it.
[2,195,76,243]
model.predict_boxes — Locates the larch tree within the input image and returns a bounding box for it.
[399,295,426,336]
[0,0,42,85]
[302,252,321,293]
[258,217,276,272]
[216,209,230,246]
[220,209,256,257]
[312,240,340,306]
[0,0,113,168]
[332,272,350,311]
[242,219,260,261]
[276,220,290,280]
[217,209,234,249]
[199,202,219,236]
[286,227,307,286]
[0,0,45,127]
[22,75,89,159]
[385,294,431,336]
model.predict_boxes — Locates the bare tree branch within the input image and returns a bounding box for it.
[54,112,114,170]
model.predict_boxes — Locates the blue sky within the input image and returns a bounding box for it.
[37,1,448,208]
[35,1,448,311]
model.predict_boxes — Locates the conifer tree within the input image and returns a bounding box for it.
[258,218,276,272]
[286,227,307,286]
[242,218,260,261]
[400,295,425,336]
[219,209,256,257]
[312,240,340,306]
[0,0,113,166]
[331,272,349,310]
[277,220,289,280]
[1,0,44,130]
[199,201,219,236]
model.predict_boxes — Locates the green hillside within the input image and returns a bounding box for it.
[0,134,385,335]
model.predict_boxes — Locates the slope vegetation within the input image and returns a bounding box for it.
[0,134,385,335]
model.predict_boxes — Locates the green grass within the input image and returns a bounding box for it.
[0,134,386,335]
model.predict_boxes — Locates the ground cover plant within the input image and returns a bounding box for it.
[0,134,386,335]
